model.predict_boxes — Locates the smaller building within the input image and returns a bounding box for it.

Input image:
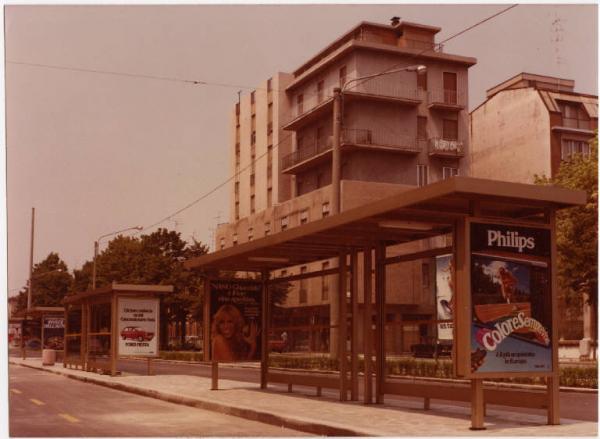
[470,72,597,184]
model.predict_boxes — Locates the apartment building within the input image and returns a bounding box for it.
[470,72,598,184]
[216,19,477,353]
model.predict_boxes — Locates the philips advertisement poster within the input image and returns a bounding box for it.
[435,254,454,340]
[43,316,65,350]
[118,298,159,357]
[469,222,552,374]
[210,279,262,362]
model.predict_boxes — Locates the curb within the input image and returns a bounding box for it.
[126,357,598,394]
[10,360,368,437]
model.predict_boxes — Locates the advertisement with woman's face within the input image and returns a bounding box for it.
[210,280,262,362]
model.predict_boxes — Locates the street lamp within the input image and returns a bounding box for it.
[331,64,427,214]
[92,226,143,289]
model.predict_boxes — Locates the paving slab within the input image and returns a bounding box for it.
[9,358,597,437]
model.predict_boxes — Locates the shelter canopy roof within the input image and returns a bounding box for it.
[63,283,174,305]
[184,177,585,273]
[12,306,65,319]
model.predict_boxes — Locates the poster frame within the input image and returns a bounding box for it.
[456,217,555,380]
[116,295,160,358]
[206,277,263,363]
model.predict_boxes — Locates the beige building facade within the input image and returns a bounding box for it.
[216,19,477,353]
[470,72,598,184]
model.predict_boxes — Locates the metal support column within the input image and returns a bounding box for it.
[350,250,359,401]
[363,246,373,404]
[375,243,386,404]
[261,270,269,389]
[338,251,348,401]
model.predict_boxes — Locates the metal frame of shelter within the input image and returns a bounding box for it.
[184,177,586,430]
[12,306,65,360]
[62,283,173,376]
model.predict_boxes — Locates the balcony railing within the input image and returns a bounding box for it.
[427,89,466,108]
[561,117,592,130]
[428,138,464,157]
[281,128,421,170]
[281,137,332,170]
[348,76,421,102]
[342,128,420,152]
[398,38,444,52]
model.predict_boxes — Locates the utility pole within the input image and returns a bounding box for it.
[27,207,35,310]
[331,87,342,214]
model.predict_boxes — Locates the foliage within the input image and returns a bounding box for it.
[535,137,598,316]
[15,253,74,311]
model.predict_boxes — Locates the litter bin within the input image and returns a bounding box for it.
[42,349,56,366]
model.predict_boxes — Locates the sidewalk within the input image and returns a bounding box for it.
[9,357,597,437]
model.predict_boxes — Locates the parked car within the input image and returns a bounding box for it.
[268,335,288,353]
[120,326,154,342]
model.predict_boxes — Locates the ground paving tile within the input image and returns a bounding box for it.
[10,358,597,437]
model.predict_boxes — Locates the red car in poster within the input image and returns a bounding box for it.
[121,326,154,342]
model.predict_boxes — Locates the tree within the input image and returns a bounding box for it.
[16,253,74,311]
[535,136,598,340]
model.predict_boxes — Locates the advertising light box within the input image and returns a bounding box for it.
[209,279,262,363]
[118,298,159,357]
[468,221,552,376]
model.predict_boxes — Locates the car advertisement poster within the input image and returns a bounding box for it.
[43,316,64,350]
[436,254,454,340]
[210,279,262,362]
[118,298,159,357]
[469,222,552,374]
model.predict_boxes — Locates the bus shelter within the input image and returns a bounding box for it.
[12,306,65,360]
[184,177,586,430]
[62,283,173,376]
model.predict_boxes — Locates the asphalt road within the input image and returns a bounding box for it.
[116,358,598,422]
[8,364,307,437]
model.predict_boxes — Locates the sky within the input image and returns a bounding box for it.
[4,3,598,297]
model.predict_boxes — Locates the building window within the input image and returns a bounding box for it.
[251,114,256,130]
[250,173,255,186]
[233,233,238,246]
[296,178,304,196]
[421,263,430,288]
[417,164,429,187]
[442,166,459,179]
[267,144,273,166]
[250,194,255,214]
[417,70,428,91]
[281,216,288,231]
[316,126,325,148]
[235,201,240,220]
[322,202,330,218]
[561,139,591,160]
[267,187,273,207]
[339,66,347,87]
[316,172,324,189]
[299,266,308,304]
[300,209,309,225]
[417,116,428,140]
[297,94,304,115]
[297,136,304,151]
[220,237,225,250]
[442,119,458,141]
[251,130,256,145]
[264,222,271,236]
[267,78,272,92]
[317,80,325,102]
[250,90,255,104]
[559,101,591,129]
[321,261,330,301]
[248,227,254,241]
[443,72,457,104]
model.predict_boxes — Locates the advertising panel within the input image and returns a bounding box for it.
[118,298,159,357]
[469,222,552,374]
[210,279,262,362]
[435,254,454,340]
[43,316,65,350]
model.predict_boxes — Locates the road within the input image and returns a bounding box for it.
[116,358,598,422]
[8,364,306,437]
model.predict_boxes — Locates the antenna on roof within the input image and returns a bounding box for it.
[391,16,401,26]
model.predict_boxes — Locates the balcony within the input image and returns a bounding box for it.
[283,81,422,132]
[551,117,595,136]
[427,89,466,111]
[281,128,421,174]
[428,138,464,158]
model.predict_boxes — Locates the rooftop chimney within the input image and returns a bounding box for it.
[390,16,401,26]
